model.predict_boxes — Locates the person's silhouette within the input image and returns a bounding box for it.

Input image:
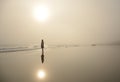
[41,39,44,63]
[41,39,44,49]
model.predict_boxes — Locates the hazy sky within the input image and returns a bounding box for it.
[0,0,120,82]
[0,0,120,45]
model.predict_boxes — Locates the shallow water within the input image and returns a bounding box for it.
[0,46,120,82]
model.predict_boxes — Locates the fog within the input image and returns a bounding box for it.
[0,0,120,82]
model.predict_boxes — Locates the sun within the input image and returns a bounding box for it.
[37,70,46,79]
[33,4,49,21]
